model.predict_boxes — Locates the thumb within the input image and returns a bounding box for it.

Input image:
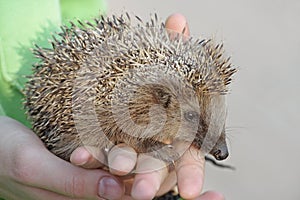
[165,13,190,37]
[3,117,124,200]
[26,150,124,200]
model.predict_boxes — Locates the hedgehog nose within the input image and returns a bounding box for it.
[211,145,229,160]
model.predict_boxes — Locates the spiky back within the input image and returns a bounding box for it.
[24,13,236,157]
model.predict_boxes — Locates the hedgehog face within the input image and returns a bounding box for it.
[179,95,229,160]
[133,83,229,160]
[189,93,229,161]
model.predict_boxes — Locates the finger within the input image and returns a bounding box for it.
[176,145,205,199]
[9,183,85,200]
[156,170,177,196]
[70,146,105,169]
[165,13,190,37]
[195,191,225,200]
[108,143,137,176]
[131,154,168,199]
[11,143,124,200]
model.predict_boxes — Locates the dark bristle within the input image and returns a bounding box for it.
[86,21,95,28]
[135,15,142,22]
[198,39,205,45]
[77,20,86,28]
[126,12,130,21]
[154,13,158,22]
[51,35,59,43]
[69,21,77,28]
[181,26,186,35]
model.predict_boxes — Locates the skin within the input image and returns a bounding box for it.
[0,14,225,200]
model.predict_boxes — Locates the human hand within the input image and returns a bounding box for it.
[71,145,225,200]
[0,116,125,200]
[70,13,225,200]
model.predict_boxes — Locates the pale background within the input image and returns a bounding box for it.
[108,1,300,200]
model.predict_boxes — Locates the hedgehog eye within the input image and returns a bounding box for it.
[184,111,199,123]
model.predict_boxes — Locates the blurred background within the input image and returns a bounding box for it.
[107,0,300,199]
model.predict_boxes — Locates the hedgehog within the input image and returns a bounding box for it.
[24,13,236,167]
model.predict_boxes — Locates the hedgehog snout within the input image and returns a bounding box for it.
[210,138,229,160]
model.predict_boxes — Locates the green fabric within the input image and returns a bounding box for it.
[61,0,106,23]
[0,0,62,127]
[0,1,106,199]
[0,0,106,129]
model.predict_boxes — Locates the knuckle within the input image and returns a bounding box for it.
[64,175,86,198]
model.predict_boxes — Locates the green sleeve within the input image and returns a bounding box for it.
[0,0,62,127]
[0,0,106,128]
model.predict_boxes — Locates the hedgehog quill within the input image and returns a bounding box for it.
[24,13,236,169]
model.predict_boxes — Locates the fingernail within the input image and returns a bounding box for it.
[70,148,89,166]
[98,176,123,200]
[109,154,135,175]
[76,159,87,166]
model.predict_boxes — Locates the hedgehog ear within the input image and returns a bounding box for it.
[152,87,172,108]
